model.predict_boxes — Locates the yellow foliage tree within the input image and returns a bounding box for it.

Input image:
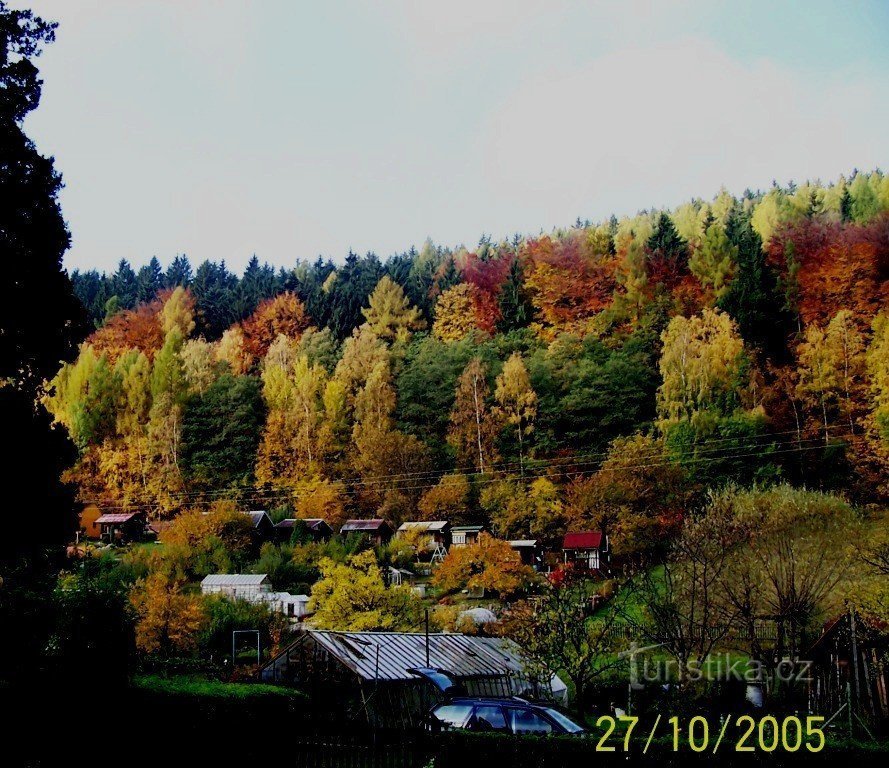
[131,572,208,655]
[362,276,425,342]
[309,550,423,631]
[432,283,479,342]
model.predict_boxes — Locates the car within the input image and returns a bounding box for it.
[427,696,586,736]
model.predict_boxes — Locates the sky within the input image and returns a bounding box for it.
[13,0,889,274]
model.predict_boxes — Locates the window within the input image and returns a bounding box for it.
[541,708,584,734]
[470,705,508,732]
[432,704,473,730]
[507,708,554,735]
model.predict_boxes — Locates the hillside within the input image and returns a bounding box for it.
[50,171,889,554]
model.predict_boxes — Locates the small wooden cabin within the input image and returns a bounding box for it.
[450,525,487,548]
[340,519,393,547]
[397,521,450,561]
[94,511,147,544]
[274,518,333,543]
[562,531,609,572]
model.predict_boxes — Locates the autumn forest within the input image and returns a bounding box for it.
[48,171,889,557]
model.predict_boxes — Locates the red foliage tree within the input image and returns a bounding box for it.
[768,216,889,328]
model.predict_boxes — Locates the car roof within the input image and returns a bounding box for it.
[435,697,545,708]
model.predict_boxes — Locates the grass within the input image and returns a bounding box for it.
[133,673,305,700]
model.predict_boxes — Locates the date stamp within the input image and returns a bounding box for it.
[593,714,827,753]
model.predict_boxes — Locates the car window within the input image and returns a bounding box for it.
[541,707,585,734]
[470,705,508,732]
[433,704,472,729]
[508,708,554,735]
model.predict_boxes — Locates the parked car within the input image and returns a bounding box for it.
[427,696,585,736]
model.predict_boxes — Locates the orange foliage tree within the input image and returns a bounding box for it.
[523,233,616,338]
[432,533,537,598]
[241,292,312,363]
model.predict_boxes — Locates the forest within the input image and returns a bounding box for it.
[48,171,889,557]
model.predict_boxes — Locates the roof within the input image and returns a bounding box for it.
[508,540,538,548]
[563,531,603,550]
[201,574,270,587]
[302,631,529,682]
[274,517,329,529]
[451,525,485,533]
[398,521,449,533]
[95,512,143,524]
[341,519,390,532]
[245,510,273,527]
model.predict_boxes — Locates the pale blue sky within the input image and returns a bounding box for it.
[14,0,889,273]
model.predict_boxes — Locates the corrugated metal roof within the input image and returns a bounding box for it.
[304,630,526,682]
[397,521,449,532]
[450,525,485,533]
[201,574,269,586]
[508,539,538,547]
[95,512,142,524]
[341,519,389,532]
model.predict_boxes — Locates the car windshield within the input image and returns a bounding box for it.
[541,707,585,733]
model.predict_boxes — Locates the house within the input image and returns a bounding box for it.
[809,611,889,721]
[562,531,609,572]
[274,518,333,543]
[396,521,450,561]
[260,630,567,728]
[450,525,486,548]
[94,511,147,544]
[340,519,393,547]
[508,539,540,568]
[243,510,276,541]
[257,592,311,619]
[201,573,272,601]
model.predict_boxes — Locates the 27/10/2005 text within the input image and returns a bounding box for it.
[593,714,827,753]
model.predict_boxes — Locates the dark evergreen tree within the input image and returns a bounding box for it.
[327,251,383,339]
[111,259,138,309]
[136,256,162,304]
[497,256,533,332]
[718,209,792,360]
[645,212,688,288]
[164,253,192,287]
[191,260,238,339]
[235,255,280,320]
[0,1,86,684]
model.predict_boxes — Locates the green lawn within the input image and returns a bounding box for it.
[133,673,305,700]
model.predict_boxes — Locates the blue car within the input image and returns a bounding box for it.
[428,696,586,736]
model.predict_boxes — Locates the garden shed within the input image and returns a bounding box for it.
[260,629,566,729]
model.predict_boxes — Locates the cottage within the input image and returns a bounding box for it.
[257,592,311,619]
[340,519,393,547]
[243,510,276,541]
[562,531,609,572]
[508,539,540,568]
[261,630,567,728]
[94,511,147,544]
[396,521,450,561]
[450,525,486,548]
[274,518,333,543]
[201,573,272,601]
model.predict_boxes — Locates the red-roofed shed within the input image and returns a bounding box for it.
[562,530,608,572]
